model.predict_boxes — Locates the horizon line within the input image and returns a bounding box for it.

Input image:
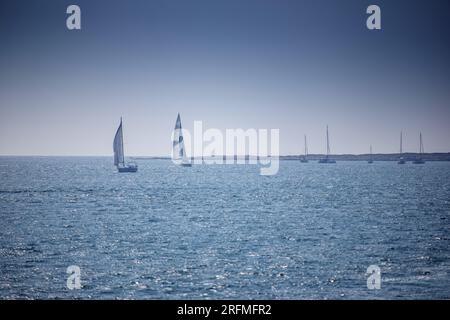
[1,152,450,158]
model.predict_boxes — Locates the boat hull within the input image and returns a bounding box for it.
[180,163,192,167]
[413,159,425,164]
[117,165,138,173]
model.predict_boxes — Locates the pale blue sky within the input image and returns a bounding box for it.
[0,0,449,156]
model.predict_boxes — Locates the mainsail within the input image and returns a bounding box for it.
[172,113,188,163]
[113,118,125,166]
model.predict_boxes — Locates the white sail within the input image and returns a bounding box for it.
[172,113,189,164]
[113,118,125,166]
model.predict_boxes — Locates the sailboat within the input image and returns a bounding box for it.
[398,131,406,164]
[172,113,192,167]
[413,132,425,164]
[368,145,374,164]
[113,117,138,173]
[318,125,336,163]
[300,135,309,163]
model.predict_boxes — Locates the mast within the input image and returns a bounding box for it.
[400,131,403,155]
[180,115,184,158]
[326,125,330,157]
[419,132,423,154]
[120,117,125,165]
[177,113,184,158]
[304,135,308,157]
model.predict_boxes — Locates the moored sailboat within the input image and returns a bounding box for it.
[318,125,336,163]
[113,117,138,173]
[300,135,309,163]
[398,131,406,164]
[413,132,425,164]
[172,113,192,167]
[368,145,374,164]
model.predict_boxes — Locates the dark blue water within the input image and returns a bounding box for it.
[0,157,449,299]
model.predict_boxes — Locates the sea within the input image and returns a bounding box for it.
[0,157,449,299]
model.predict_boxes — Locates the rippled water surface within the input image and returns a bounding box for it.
[0,157,449,299]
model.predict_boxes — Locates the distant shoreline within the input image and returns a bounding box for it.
[1,153,450,161]
[133,153,450,162]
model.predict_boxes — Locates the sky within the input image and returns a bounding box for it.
[0,0,449,156]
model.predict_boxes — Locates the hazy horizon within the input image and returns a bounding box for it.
[1,150,449,157]
[1,0,450,157]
